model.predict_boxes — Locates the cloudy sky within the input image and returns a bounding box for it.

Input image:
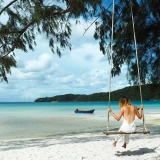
[0,8,129,102]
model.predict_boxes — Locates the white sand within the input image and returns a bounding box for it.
[0,132,160,160]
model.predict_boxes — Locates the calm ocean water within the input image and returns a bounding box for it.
[0,101,160,141]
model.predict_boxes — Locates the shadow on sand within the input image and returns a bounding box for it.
[115,147,156,156]
[0,134,109,151]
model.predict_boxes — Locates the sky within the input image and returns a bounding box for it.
[0,3,129,102]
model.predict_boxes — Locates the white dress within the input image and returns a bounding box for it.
[115,119,136,144]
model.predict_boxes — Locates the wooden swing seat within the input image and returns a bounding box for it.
[103,131,150,135]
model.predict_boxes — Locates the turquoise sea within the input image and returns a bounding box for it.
[0,101,160,141]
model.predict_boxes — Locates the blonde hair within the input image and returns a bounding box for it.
[119,97,131,108]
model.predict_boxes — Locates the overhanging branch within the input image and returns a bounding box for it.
[0,6,72,59]
[83,1,116,36]
[0,0,17,15]
[0,20,35,59]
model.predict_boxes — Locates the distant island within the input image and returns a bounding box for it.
[34,84,160,102]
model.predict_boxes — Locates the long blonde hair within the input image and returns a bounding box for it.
[119,97,131,108]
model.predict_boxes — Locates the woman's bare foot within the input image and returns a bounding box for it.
[113,141,117,147]
[122,143,126,148]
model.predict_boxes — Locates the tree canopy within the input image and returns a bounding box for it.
[0,0,159,84]
[94,0,160,85]
[0,0,102,82]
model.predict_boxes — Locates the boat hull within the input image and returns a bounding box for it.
[74,109,95,114]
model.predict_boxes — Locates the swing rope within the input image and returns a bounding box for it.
[129,0,147,132]
[106,0,148,133]
[107,0,115,132]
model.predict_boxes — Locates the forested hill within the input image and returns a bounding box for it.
[34,84,160,102]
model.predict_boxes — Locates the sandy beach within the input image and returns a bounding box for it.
[0,112,160,160]
[0,128,160,160]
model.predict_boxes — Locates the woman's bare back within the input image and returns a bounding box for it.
[123,105,136,124]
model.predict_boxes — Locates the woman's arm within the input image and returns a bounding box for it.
[135,105,143,119]
[108,108,124,121]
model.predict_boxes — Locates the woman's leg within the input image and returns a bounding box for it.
[122,143,126,148]
[113,141,117,147]
[122,134,129,148]
[115,134,122,142]
[124,134,129,144]
[113,134,122,147]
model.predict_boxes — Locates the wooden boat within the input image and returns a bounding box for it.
[74,109,95,114]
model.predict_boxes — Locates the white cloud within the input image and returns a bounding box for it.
[24,53,52,72]
[55,74,75,84]
[0,18,129,102]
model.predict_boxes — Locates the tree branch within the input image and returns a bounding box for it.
[83,1,115,36]
[1,20,35,58]
[52,7,71,16]
[0,0,17,15]
[0,4,72,58]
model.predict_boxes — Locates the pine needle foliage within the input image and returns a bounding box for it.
[0,0,159,85]
[94,0,160,85]
[0,0,101,82]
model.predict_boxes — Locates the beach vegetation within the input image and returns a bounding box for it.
[0,0,159,85]
[35,83,160,102]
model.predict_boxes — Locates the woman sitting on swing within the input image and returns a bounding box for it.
[108,96,143,148]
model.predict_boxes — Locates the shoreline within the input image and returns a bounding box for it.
[0,112,159,142]
[0,112,159,160]
[0,132,159,160]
